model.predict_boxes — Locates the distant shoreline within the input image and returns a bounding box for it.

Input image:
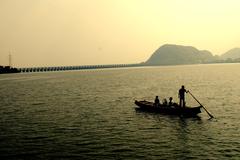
[0,66,21,74]
[0,61,238,74]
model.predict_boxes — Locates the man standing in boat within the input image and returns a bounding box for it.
[178,85,188,107]
[154,96,160,107]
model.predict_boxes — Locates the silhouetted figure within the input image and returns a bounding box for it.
[178,85,187,107]
[169,97,173,105]
[154,96,160,107]
[163,98,168,105]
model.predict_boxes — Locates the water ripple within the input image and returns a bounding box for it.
[0,64,240,159]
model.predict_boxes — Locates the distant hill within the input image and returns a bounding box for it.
[145,44,216,65]
[221,48,240,60]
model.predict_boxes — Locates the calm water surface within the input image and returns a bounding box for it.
[0,64,240,159]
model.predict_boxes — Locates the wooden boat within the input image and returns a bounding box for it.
[135,100,202,117]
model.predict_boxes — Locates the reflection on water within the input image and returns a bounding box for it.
[0,64,240,159]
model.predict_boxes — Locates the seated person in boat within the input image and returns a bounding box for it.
[162,98,168,106]
[154,96,160,107]
[169,97,173,106]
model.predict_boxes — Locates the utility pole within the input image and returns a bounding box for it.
[9,50,12,68]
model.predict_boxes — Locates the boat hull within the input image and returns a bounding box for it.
[135,100,202,117]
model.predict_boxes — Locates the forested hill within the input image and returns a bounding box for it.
[145,44,216,65]
[220,48,240,60]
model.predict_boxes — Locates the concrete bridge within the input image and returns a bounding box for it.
[19,63,143,73]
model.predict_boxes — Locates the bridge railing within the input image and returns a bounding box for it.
[19,63,143,73]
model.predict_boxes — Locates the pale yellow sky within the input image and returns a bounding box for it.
[0,0,240,67]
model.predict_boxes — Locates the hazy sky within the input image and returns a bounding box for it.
[0,0,240,67]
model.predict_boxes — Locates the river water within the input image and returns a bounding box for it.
[0,64,240,159]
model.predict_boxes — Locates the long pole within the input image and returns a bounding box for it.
[188,91,214,118]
